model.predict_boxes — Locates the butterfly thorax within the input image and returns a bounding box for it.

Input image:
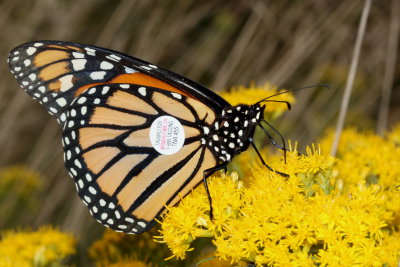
[201,103,265,162]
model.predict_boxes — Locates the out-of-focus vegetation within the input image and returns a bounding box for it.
[0,0,399,266]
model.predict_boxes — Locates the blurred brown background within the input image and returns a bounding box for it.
[0,0,399,263]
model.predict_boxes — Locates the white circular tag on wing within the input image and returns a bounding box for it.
[149,116,185,155]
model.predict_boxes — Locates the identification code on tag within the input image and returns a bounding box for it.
[149,115,185,155]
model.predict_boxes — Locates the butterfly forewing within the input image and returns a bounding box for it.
[8,41,229,124]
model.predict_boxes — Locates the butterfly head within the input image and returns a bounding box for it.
[201,103,265,162]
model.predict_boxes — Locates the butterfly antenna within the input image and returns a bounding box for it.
[256,83,330,104]
[261,99,291,110]
[260,120,287,164]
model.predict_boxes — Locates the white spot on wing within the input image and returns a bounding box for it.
[70,168,77,176]
[56,97,67,107]
[138,222,146,228]
[90,71,106,80]
[107,54,121,61]
[171,92,181,99]
[140,65,151,71]
[72,52,85,58]
[88,186,97,195]
[84,47,96,56]
[138,87,146,96]
[125,218,134,223]
[72,59,87,71]
[115,211,121,219]
[26,47,37,55]
[102,86,110,95]
[124,66,135,73]
[60,113,66,122]
[77,97,87,104]
[100,61,113,70]
[59,75,74,92]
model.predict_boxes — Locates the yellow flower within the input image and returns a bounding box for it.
[320,128,400,188]
[0,226,75,266]
[156,139,400,266]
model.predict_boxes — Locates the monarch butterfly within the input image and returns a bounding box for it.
[8,41,301,234]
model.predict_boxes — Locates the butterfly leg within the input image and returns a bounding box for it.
[259,124,289,152]
[203,162,229,220]
[251,142,289,178]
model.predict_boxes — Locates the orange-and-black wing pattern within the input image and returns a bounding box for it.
[63,83,217,233]
[7,41,222,233]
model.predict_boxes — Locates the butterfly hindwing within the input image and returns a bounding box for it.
[63,83,217,233]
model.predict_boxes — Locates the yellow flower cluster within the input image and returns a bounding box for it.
[0,226,76,267]
[156,141,400,265]
[320,127,400,188]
